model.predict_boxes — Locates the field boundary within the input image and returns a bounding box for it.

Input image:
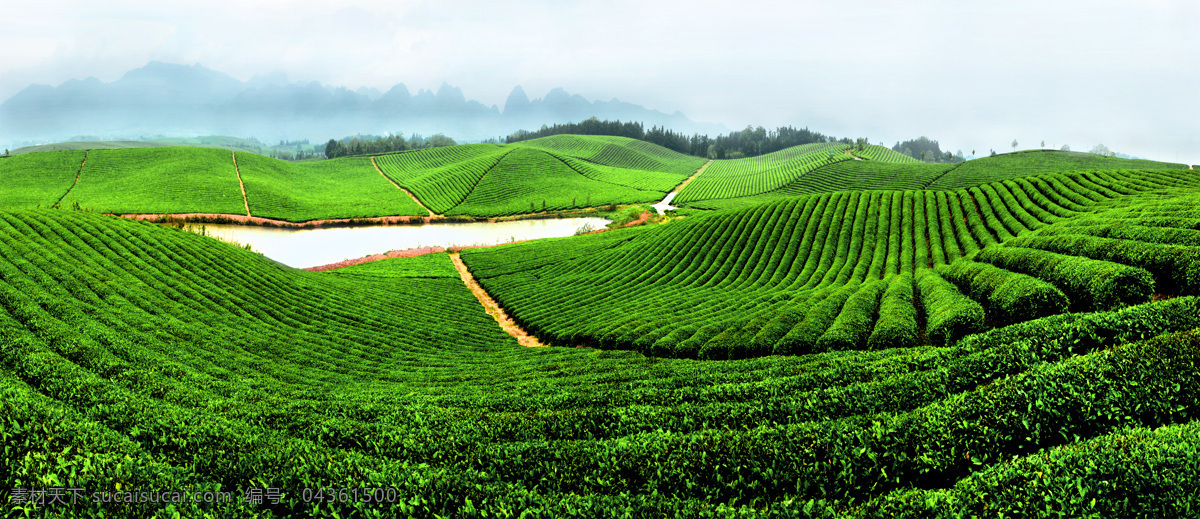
[669,160,712,194]
[52,150,89,207]
[231,152,251,217]
[442,149,514,214]
[371,156,436,217]
[449,252,546,347]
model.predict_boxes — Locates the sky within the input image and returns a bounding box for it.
[2,0,1198,163]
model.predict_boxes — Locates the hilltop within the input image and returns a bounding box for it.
[2,137,1189,225]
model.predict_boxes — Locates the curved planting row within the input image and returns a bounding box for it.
[235,152,428,221]
[65,147,247,215]
[4,206,1200,515]
[852,144,922,163]
[443,148,664,216]
[673,142,850,203]
[927,150,1189,190]
[373,144,508,214]
[464,168,1193,359]
[0,150,87,208]
[772,160,951,196]
[512,134,706,175]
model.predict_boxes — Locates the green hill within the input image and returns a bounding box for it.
[235,152,427,221]
[3,198,1200,516]
[462,167,1197,358]
[0,139,1191,224]
[679,148,1190,211]
[0,149,87,208]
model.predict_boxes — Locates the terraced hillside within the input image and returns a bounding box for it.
[64,147,248,215]
[679,148,1189,211]
[673,142,850,204]
[235,152,427,222]
[442,147,666,216]
[0,149,87,208]
[3,204,1200,517]
[463,168,1198,359]
[511,134,708,176]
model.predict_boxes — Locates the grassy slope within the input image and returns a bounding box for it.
[444,147,665,216]
[2,208,1198,517]
[683,148,1190,210]
[0,150,87,208]
[463,168,1197,358]
[674,142,850,204]
[928,149,1189,189]
[65,147,247,214]
[512,134,707,176]
[235,152,427,222]
[372,144,507,214]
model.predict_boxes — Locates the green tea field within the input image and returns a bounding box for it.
[1,136,1199,517]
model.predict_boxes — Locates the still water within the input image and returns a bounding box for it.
[188,217,610,269]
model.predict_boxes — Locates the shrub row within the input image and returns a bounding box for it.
[915,268,986,346]
[938,259,1069,325]
[867,273,919,350]
[1005,233,1200,295]
[974,246,1154,310]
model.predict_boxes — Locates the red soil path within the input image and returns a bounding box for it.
[372,156,435,217]
[231,152,251,217]
[449,252,546,348]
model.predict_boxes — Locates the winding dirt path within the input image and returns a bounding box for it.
[449,252,546,347]
[231,152,251,217]
[54,150,89,207]
[372,156,435,217]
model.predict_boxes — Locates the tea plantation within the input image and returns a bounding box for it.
[2,137,1199,517]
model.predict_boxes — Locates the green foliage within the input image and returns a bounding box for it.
[236,152,427,221]
[928,150,1188,190]
[64,147,247,214]
[975,246,1154,310]
[1006,233,1200,295]
[938,259,1070,325]
[3,163,1200,516]
[512,134,706,176]
[373,143,508,214]
[916,268,987,346]
[674,142,850,203]
[0,150,87,209]
[327,253,460,278]
[444,148,663,216]
[868,273,919,350]
[815,279,889,351]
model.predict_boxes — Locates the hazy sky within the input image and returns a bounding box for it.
[3,0,1198,163]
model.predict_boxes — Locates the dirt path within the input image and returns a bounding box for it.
[231,152,251,217]
[53,149,89,207]
[372,156,435,217]
[669,160,713,194]
[449,252,546,347]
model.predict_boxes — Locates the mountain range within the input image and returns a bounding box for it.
[0,62,727,146]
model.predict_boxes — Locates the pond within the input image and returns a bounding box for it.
[184,217,610,269]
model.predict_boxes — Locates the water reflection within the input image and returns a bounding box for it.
[183,217,610,269]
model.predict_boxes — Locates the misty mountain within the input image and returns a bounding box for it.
[0,62,726,146]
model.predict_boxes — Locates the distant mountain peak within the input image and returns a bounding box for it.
[0,61,727,146]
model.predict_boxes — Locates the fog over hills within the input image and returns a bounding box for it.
[0,62,728,146]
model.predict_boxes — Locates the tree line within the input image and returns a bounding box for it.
[892,136,965,164]
[325,133,457,159]
[504,117,855,159]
